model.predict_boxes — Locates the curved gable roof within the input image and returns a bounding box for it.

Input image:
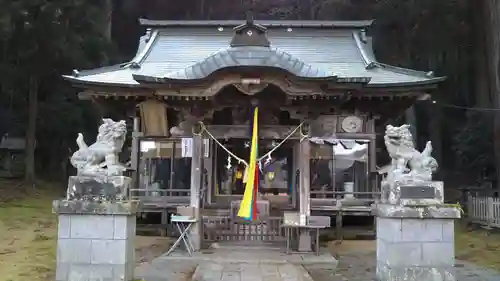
[133,46,340,83]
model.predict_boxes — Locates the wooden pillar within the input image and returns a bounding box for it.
[203,139,213,205]
[367,118,376,173]
[298,138,312,251]
[367,118,378,199]
[131,117,141,171]
[190,134,203,251]
[130,117,142,196]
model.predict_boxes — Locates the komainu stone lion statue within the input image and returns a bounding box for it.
[70,118,127,181]
[384,124,438,183]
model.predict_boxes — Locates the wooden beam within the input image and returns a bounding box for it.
[204,125,302,139]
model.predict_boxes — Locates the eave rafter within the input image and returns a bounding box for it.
[76,76,437,101]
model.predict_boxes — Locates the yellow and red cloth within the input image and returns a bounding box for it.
[237,107,259,221]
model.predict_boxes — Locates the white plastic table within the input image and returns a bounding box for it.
[165,215,197,256]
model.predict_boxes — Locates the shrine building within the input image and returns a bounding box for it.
[63,16,444,249]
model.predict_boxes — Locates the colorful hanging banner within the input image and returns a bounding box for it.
[237,107,259,221]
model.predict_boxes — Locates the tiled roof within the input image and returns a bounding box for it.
[64,21,444,88]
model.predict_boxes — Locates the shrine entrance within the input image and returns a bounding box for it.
[201,133,302,244]
[210,138,296,209]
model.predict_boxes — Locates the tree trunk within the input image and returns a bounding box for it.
[483,0,500,192]
[474,0,491,107]
[24,76,39,185]
[104,0,113,40]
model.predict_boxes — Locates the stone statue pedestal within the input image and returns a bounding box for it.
[373,181,460,281]
[67,176,131,201]
[53,200,139,281]
[380,180,444,206]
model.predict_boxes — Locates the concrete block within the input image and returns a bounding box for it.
[113,215,129,239]
[57,239,92,263]
[376,237,386,262]
[58,263,133,281]
[126,261,135,281]
[70,215,114,239]
[113,263,132,281]
[377,264,456,281]
[422,242,454,266]
[55,262,69,281]
[91,239,127,264]
[127,216,136,238]
[69,264,114,280]
[442,220,454,242]
[385,242,422,266]
[376,217,402,242]
[125,238,135,274]
[401,219,443,242]
[298,231,312,252]
[58,215,71,239]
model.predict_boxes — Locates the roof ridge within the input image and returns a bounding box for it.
[128,30,159,67]
[353,30,437,79]
[68,63,130,78]
[138,18,374,28]
[67,30,160,78]
[373,62,435,78]
[352,30,373,65]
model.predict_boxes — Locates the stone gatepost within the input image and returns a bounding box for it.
[53,118,139,281]
[375,124,461,281]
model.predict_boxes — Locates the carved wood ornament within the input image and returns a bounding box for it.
[233,82,269,95]
[154,74,329,98]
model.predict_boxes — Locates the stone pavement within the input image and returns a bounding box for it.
[192,262,315,281]
[159,243,338,265]
[135,243,336,281]
[135,245,500,281]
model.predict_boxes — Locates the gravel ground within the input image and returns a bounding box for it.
[135,236,172,265]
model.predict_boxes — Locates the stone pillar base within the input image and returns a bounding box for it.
[53,200,140,281]
[374,204,461,281]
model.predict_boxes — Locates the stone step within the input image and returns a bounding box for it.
[191,262,315,281]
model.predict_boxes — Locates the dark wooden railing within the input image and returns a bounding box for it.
[202,216,285,242]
